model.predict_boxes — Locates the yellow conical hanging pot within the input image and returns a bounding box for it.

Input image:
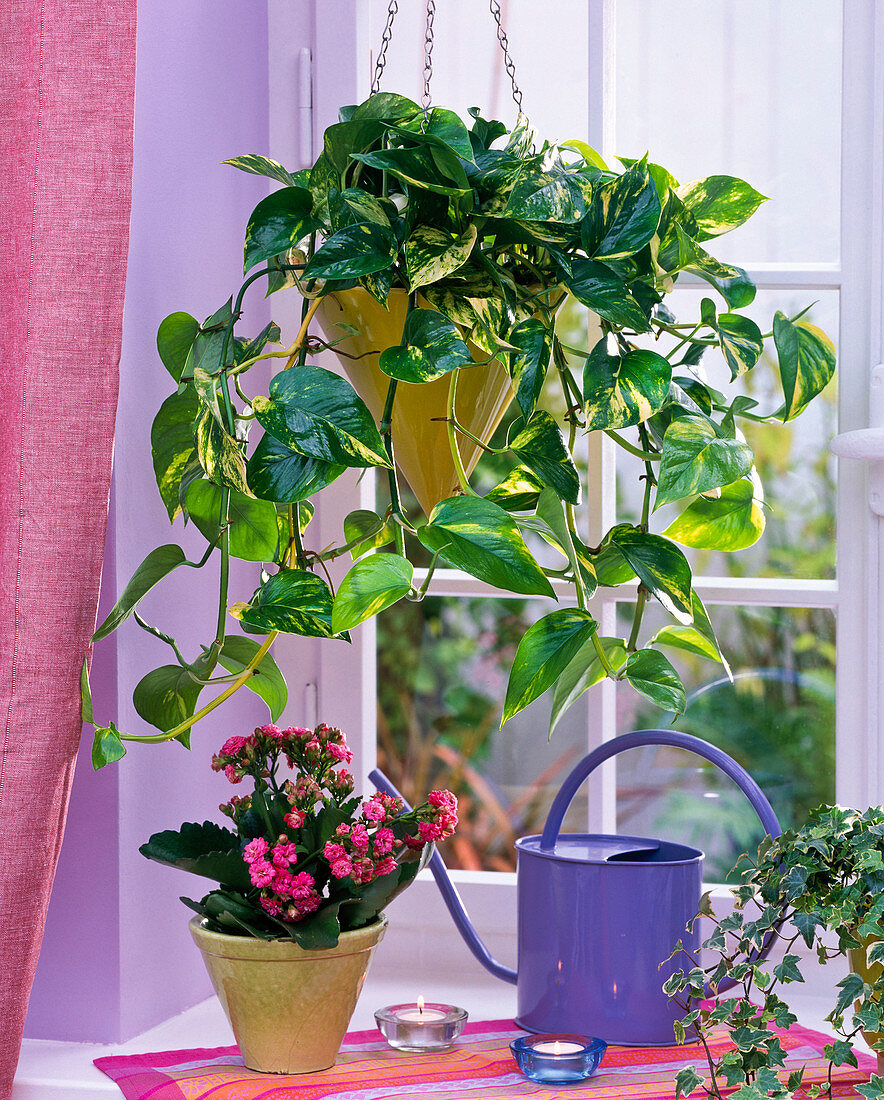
[315,287,514,518]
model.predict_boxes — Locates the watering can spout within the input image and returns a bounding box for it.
[369,768,518,986]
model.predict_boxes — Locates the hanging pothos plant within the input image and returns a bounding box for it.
[82,92,836,768]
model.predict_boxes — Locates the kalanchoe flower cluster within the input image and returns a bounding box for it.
[205,723,457,929]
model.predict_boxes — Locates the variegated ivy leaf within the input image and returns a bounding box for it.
[223,154,304,189]
[504,160,593,223]
[243,187,315,274]
[654,416,753,509]
[671,224,756,309]
[509,318,552,421]
[717,312,764,379]
[773,311,837,421]
[606,524,693,624]
[378,308,473,383]
[509,411,580,505]
[625,649,686,714]
[583,335,671,431]
[565,257,652,331]
[404,224,477,292]
[581,156,662,261]
[676,175,769,241]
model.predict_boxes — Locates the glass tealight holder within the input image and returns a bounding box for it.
[510,1033,608,1083]
[374,1002,468,1052]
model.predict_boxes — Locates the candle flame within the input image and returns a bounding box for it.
[553,1041,563,1054]
[417,995,424,1016]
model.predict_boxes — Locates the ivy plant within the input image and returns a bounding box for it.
[666,806,884,1100]
[81,92,837,766]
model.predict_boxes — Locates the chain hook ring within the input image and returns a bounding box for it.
[371,0,399,97]
[489,0,524,116]
[421,0,436,132]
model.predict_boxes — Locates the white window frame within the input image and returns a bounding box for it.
[267,0,884,969]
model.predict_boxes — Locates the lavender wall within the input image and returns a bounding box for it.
[24,0,317,1043]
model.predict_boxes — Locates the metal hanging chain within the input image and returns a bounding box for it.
[420,0,437,131]
[370,0,399,96]
[489,0,524,116]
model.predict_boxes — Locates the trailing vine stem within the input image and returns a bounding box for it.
[446,368,479,497]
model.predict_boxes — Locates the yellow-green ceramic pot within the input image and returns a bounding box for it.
[847,931,884,1073]
[316,287,513,519]
[190,914,386,1074]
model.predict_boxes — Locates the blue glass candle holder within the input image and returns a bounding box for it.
[510,1033,607,1083]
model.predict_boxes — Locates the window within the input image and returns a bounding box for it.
[269,1,884,923]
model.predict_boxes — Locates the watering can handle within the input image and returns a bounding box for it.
[540,729,782,995]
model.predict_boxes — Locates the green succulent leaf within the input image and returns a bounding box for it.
[564,258,652,331]
[663,478,765,552]
[231,569,340,639]
[254,367,390,468]
[582,157,661,260]
[625,649,686,714]
[773,312,837,421]
[92,724,127,770]
[157,312,200,382]
[655,416,754,509]
[378,308,473,383]
[194,407,251,495]
[676,175,769,241]
[583,338,672,431]
[217,635,287,721]
[248,432,346,504]
[151,385,199,522]
[607,525,693,624]
[139,821,251,891]
[509,411,580,505]
[550,636,627,735]
[404,224,477,291]
[418,496,555,597]
[502,609,598,724]
[304,222,397,280]
[339,858,424,931]
[332,554,414,633]
[185,480,280,562]
[243,186,315,273]
[509,318,552,421]
[93,544,189,641]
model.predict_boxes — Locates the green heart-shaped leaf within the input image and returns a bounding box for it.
[502,609,598,724]
[655,416,753,509]
[509,318,552,421]
[509,411,580,505]
[549,636,627,735]
[151,385,199,521]
[332,554,414,633]
[625,649,686,714]
[389,106,476,162]
[607,525,693,624]
[304,221,397,280]
[663,477,764,552]
[93,544,190,641]
[418,496,555,597]
[583,338,671,431]
[717,312,764,380]
[676,175,768,241]
[378,308,473,383]
[254,366,390,468]
[92,724,127,770]
[351,146,470,197]
[133,661,208,733]
[343,509,396,559]
[505,163,593,223]
[582,157,661,260]
[405,224,477,292]
[485,466,545,512]
[773,312,837,422]
[564,258,651,331]
[671,224,756,308]
[185,480,280,562]
[217,635,288,721]
[248,432,346,503]
[157,312,200,382]
[194,407,251,495]
[243,186,315,273]
[231,569,340,639]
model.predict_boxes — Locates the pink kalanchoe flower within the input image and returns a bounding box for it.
[335,822,351,837]
[220,735,248,756]
[374,856,397,877]
[329,857,353,879]
[258,723,283,740]
[249,859,276,888]
[362,798,386,823]
[273,870,294,897]
[272,842,298,868]
[327,741,353,764]
[428,789,457,812]
[260,895,283,916]
[373,827,395,855]
[289,872,316,900]
[418,820,442,843]
[295,893,322,917]
[352,858,375,884]
[349,823,370,851]
[243,837,269,864]
[223,764,242,784]
[284,726,312,739]
[305,738,321,754]
[324,841,347,863]
[284,809,305,830]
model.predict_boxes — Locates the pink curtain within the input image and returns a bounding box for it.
[0,1,136,1093]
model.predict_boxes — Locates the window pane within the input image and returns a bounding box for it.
[614,603,836,881]
[615,0,841,265]
[377,596,589,870]
[616,288,839,580]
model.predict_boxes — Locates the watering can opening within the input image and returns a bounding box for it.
[519,833,702,866]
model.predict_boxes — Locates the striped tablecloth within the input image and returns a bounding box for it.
[94,1019,876,1099]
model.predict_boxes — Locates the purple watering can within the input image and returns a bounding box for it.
[371,728,781,1046]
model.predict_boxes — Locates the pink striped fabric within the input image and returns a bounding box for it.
[0,1,136,1095]
[94,1019,876,1099]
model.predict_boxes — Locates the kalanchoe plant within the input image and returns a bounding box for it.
[82,92,837,767]
[665,806,884,1100]
[139,721,457,948]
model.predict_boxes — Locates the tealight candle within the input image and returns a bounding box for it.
[375,998,468,1052]
[510,1033,608,1084]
